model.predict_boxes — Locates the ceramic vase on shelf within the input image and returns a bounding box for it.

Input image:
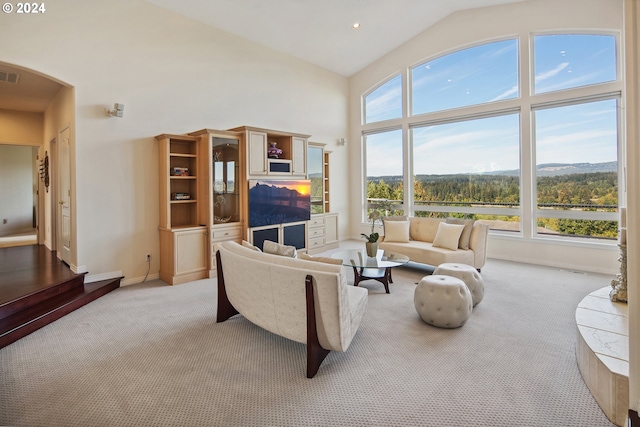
[267,142,282,159]
[365,241,378,257]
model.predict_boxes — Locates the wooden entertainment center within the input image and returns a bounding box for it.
[155,126,337,285]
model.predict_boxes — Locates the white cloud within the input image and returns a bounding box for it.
[489,85,518,102]
[366,84,402,121]
[535,71,606,93]
[534,62,570,83]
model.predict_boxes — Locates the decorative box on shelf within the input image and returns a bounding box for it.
[171,167,190,176]
[172,192,191,200]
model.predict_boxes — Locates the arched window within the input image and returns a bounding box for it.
[411,39,518,115]
[364,74,402,124]
[533,34,616,94]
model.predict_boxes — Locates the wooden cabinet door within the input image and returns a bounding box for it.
[324,214,338,246]
[248,131,267,175]
[291,137,307,176]
[174,228,208,275]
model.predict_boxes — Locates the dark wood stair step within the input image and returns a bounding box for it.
[0,277,121,349]
[0,274,86,320]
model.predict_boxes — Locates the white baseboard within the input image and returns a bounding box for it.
[73,264,88,274]
[488,254,618,275]
[121,273,160,287]
[84,271,161,286]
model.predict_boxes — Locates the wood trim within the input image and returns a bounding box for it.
[215,250,238,322]
[625,3,640,425]
[305,274,330,378]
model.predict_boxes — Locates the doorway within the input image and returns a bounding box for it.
[0,145,39,248]
[0,61,74,262]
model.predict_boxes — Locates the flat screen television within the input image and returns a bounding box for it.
[248,179,311,228]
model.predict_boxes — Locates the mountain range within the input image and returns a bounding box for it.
[484,161,617,177]
[369,161,617,181]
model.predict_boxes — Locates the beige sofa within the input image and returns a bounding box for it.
[215,241,368,378]
[379,217,489,271]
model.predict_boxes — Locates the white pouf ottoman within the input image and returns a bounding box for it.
[434,262,485,306]
[414,275,473,328]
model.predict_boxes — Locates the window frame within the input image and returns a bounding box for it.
[531,31,620,96]
[531,93,621,241]
[360,31,623,244]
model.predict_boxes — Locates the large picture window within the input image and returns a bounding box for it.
[361,33,621,243]
[411,114,521,230]
[534,98,618,238]
[365,129,403,217]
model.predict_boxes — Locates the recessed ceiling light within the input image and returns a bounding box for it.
[352,22,360,29]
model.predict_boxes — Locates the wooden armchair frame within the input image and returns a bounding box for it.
[215,250,330,378]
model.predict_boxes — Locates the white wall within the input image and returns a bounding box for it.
[348,0,623,275]
[42,86,75,251]
[0,0,349,283]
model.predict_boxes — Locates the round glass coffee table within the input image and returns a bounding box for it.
[330,248,409,293]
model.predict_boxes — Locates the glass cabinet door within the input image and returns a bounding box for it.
[212,137,240,223]
[308,145,324,214]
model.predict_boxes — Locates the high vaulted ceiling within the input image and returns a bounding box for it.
[146,0,529,77]
[1,0,530,113]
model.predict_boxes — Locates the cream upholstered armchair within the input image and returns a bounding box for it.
[215,241,368,378]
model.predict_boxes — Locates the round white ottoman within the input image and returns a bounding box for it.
[434,263,485,306]
[414,275,473,328]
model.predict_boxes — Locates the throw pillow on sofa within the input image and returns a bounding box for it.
[382,220,410,243]
[445,218,475,250]
[242,240,262,251]
[382,215,408,235]
[432,222,466,251]
[263,240,297,257]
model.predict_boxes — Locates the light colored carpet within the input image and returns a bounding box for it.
[0,253,615,426]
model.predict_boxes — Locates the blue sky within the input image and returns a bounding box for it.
[365,34,618,177]
[412,39,518,115]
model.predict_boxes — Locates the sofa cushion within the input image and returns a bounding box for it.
[445,218,475,250]
[263,240,297,257]
[299,253,343,265]
[432,222,465,250]
[409,217,442,242]
[382,220,410,243]
[383,215,408,222]
[379,240,475,266]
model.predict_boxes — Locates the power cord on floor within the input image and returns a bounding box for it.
[142,254,151,283]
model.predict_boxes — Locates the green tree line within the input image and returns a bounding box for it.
[366,172,618,238]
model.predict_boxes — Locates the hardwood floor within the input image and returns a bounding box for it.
[0,245,121,349]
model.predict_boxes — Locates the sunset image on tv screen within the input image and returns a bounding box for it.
[248,180,311,227]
